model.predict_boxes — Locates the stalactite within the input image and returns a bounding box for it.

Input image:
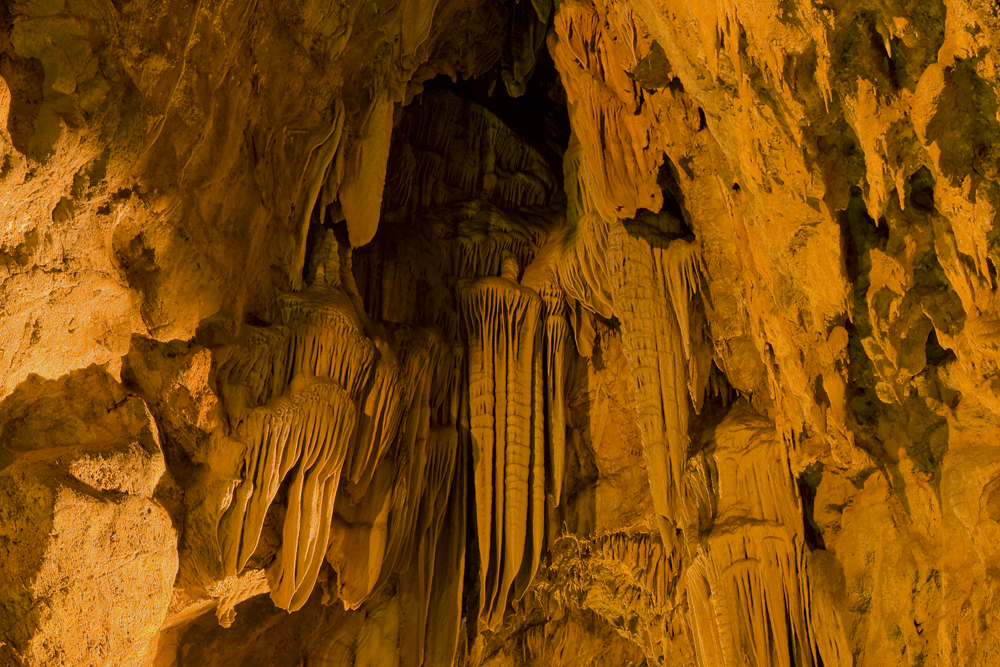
[399,426,459,667]
[590,530,677,609]
[685,405,850,667]
[275,262,409,505]
[274,289,377,397]
[212,228,409,613]
[218,379,356,611]
[214,325,292,421]
[549,0,664,219]
[422,432,467,667]
[448,201,554,279]
[343,338,406,497]
[354,189,559,631]
[542,289,570,505]
[459,265,547,629]
[267,380,358,611]
[326,455,395,609]
[339,93,394,247]
[379,328,439,581]
[291,100,346,286]
[515,307,546,600]
[202,68,584,655]
[20,0,994,662]
[365,324,469,667]
[556,211,615,357]
[606,224,693,534]
[399,0,442,66]
[661,239,704,362]
[384,91,556,212]
[555,206,704,541]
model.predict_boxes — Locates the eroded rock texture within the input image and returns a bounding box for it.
[5,0,1000,666]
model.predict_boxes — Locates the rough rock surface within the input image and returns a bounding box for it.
[0,367,177,667]
[5,0,1000,666]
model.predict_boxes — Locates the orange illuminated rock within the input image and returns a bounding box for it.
[8,0,1000,665]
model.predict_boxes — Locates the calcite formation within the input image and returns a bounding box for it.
[7,0,1000,666]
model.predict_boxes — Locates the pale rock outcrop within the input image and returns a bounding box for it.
[0,367,177,667]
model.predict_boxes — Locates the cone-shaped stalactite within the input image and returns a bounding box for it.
[459,267,545,629]
[556,208,705,541]
[541,288,571,506]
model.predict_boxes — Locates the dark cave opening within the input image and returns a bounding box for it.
[418,46,571,180]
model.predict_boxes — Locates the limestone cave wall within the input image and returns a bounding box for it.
[3,0,1000,666]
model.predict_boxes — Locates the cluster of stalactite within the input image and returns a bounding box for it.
[200,77,853,667]
[384,90,557,213]
[200,92,580,664]
[549,155,853,667]
[213,233,406,612]
[209,226,477,665]
[354,92,575,635]
[682,407,852,667]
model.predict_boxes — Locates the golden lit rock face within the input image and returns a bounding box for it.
[8,0,1000,666]
[0,367,177,666]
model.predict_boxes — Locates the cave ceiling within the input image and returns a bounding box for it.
[3,0,1000,666]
